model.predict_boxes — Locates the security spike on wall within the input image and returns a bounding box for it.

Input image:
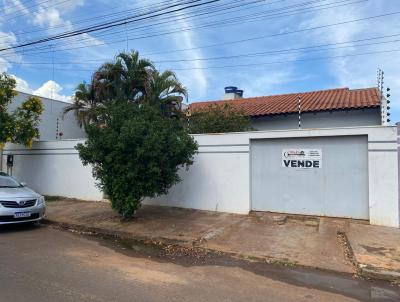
[298,95,302,129]
[56,117,59,140]
[377,68,389,126]
[377,69,381,90]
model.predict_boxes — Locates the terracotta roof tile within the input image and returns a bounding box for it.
[189,87,380,117]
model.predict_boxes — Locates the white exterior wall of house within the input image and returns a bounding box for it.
[8,92,86,140]
[251,108,381,131]
[1,126,398,228]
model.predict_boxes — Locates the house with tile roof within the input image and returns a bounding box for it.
[189,87,388,131]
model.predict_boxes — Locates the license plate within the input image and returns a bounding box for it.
[14,212,31,218]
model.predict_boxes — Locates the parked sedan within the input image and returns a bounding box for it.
[0,172,46,225]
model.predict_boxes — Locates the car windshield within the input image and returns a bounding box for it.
[0,174,22,188]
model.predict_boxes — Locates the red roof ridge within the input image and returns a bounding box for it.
[188,86,380,117]
[191,87,354,105]
[348,87,379,92]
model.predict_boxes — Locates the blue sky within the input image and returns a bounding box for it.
[1,0,399,122]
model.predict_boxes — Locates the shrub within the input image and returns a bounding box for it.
[76,102,198,219]
[188,104,252,134]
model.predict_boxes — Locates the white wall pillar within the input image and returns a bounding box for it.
[367,127,399,227]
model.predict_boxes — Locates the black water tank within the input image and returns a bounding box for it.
[224,86,237,94]
[235,89,244,97]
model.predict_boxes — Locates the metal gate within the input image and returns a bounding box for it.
[251,136,369,219]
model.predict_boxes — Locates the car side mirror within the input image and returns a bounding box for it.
[20,182,26,187]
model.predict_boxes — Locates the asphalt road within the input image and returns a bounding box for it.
[0,224,399,302]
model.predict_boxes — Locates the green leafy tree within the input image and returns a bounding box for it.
[76,102,198,219]
[0,72,43,149]
[188,104,252,134]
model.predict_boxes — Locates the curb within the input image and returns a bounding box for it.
[338,231,400,283]
[44,218,399,284]
[358,266,400,283]
[43,218,192,247]
[43,218,356,278]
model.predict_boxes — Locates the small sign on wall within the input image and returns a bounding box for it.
[282,149,322,169]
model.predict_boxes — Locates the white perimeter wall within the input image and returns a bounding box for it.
[145,140,250,214]
[1,140,102,201]
[1,126,399,227]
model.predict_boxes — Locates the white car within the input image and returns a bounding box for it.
[0,172,46,225]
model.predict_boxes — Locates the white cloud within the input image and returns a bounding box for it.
[31,0,83,30]
[11,75,72,102]
[32,7,73,30]
[33,80,72,102]
[1,0,28,16]
[31,0,85,31]
[12,75,32,93]
[0,31,18,72]
[29,0,104,63]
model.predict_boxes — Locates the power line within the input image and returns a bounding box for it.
[1,0,67,20]
[0,0,296,53]
[154,37,400,62]
[72,0,357,46]
[11,0,367,55]
[145,10,400,56]
[0,0,36,14]
[2,0,202,42]
[2,0,190,37]
[4,33,399,65]
[0,0,221,52]
[0,0,291,52]
[168,48,400,70]
[1,0,348,52]
[4,47,399,72]
[1,0,371,58]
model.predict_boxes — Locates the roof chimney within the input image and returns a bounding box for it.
[223,86,244,100]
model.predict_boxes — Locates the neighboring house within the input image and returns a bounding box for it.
[189,87,389,131]
[8,91,86,140]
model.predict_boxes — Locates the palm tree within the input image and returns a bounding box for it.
[94,51,154,102]
[63,81,103,128]
[144,69,188,118]
[64,51,188,127]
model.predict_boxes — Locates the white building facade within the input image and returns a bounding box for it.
[9,92,86,140]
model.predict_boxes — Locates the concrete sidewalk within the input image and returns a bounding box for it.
[347,223,400,282]
[45,200,399,281]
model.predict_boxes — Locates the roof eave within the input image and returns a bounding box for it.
[250,105,381,118]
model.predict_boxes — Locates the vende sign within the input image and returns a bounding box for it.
[282,149,322,169]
